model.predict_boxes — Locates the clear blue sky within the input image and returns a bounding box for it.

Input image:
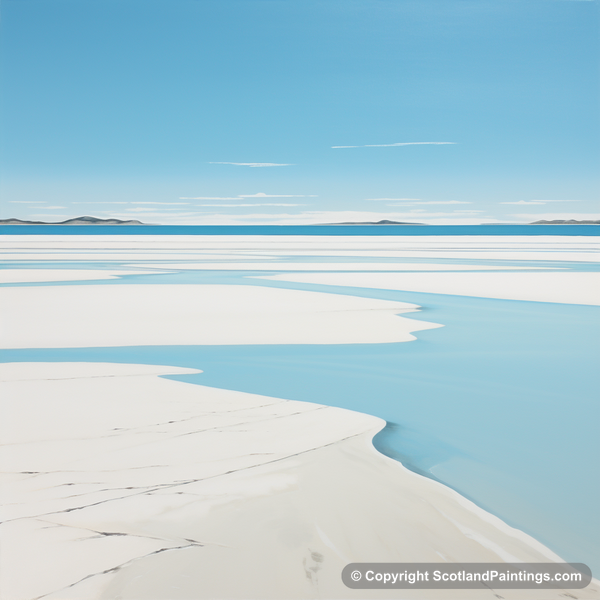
[2,0,598,224]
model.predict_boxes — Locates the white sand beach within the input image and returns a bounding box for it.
[1,234,598,263]
[1,234,598,599]
[2,362,597,600]
[123,262,556,271]
[0,269,156,284]
[0,283,441,349]
[0,253,275,262]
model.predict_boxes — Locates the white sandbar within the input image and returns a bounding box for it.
[2,235,597,263]
[0,283,441,349]
[1,234,598,250]
[258,272,600,305]
[124,262,555,271]
[0,253,274,261]
[2,362,594,600]
[0,269,154,284]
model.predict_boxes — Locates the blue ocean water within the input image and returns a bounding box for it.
[1,223,599,236]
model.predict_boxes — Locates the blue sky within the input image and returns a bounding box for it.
[1,0,598,224]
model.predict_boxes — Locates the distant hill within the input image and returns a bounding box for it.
[0,216,143,225]
[326,219,424,225]
[530,220,600,225]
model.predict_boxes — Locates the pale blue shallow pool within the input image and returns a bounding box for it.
[0,268,598,575]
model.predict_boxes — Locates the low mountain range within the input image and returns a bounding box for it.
[530,219,600,225]
[1,216,597,226]
[327,219,424,225]
[0,216,143,225]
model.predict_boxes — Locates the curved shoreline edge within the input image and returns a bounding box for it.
[1,362,598,600]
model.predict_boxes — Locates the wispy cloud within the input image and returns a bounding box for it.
[180,197,240,200]
[123,207,188,212]
[181,192,316,200]
[196,203,305,207]
[43,206,67,209]
[73,201,190,206]
[108,212,199,219]
[209,162,293,167]
[511,212,600,222]
[240,192,316,198]
[332,142,456,149]
[369,199,471,206]
[365,198,422,202]
[501,201,546,205]
[500,199,579,205]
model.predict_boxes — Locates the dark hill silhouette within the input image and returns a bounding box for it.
[0,216,143,225]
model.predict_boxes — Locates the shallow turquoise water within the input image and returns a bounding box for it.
[1,274,598,574]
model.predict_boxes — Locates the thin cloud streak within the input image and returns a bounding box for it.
[74,201,190,205]
[366,198,471,206]
[181,193,316,200]
[500,200,579,205]
[332,142,456,149]
[501,201,546,205]
[209,162,293,167]
[196,203,306,207]
[124,207,187,212]
[240,193,315,198]
[365,198,422,202]
[511,212,600,222]
[108,212,200,218]
[385,201,471,206]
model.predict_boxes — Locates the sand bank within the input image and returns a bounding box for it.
[0,269,155,284]
[258,271,600,305]
[124,262,555,271]
[249,250,600,261]
[2,362,596,600]
[0,253,273,262]
[0,283,441,349]
[1,234,598,249]
[2,234,597,263]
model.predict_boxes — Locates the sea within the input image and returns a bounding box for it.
[0,223,598,236]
